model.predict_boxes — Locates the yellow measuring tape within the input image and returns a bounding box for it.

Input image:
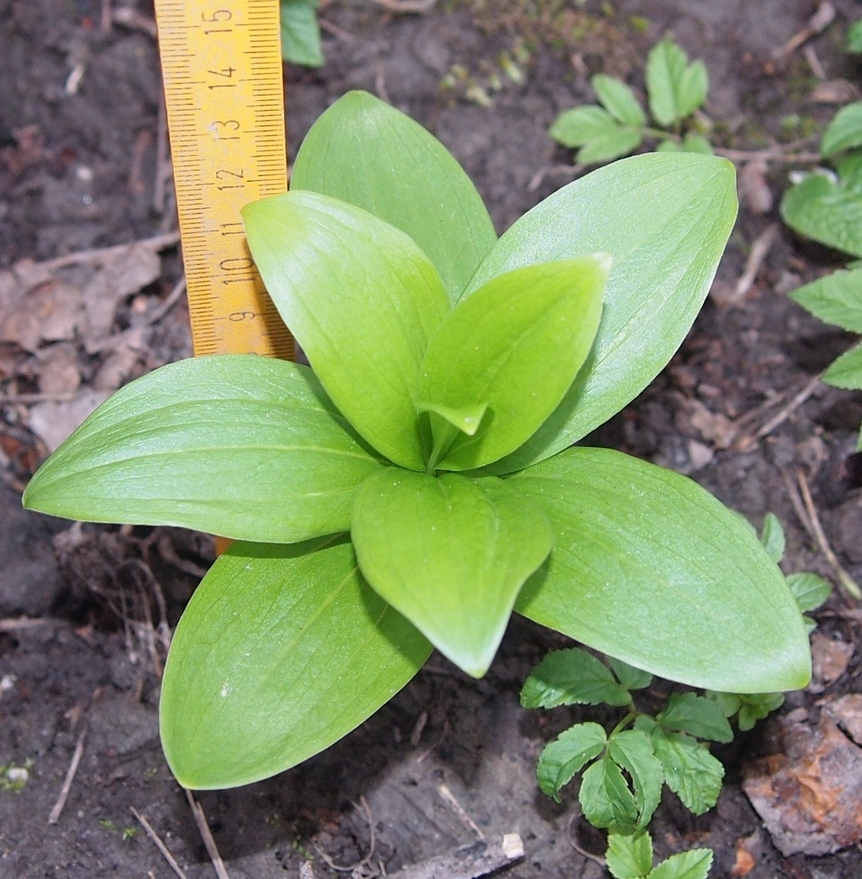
[153,0,293,360]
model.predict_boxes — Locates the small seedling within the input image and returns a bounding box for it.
[23,91,810,790]
[550,37,712,164]
[523,513,829,865]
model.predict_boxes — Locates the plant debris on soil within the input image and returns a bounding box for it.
[2,1,862,877]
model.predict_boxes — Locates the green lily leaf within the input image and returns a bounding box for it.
[22,356,381,542]
[780,172,862,258]
[160,537,432,789]
[351,468,552,677]
[243,191,450,470]
[510,447,811,692]
[291,90,497,303]
[419,257,607,471]
[467,152,737,472]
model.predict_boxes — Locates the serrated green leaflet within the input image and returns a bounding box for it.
[607,831,654,879]
[824,342,862,388]
[243,191,449,470]
[160,538,431,789]
[650,848,713,879]
[657,693,733,743]
[279,0,323,67]
[760,512,786,563]
[537,722,607,801]
[418,257,606,471]
[290,91,497,303]
[790,269,862,333]
[580,753,639,832]
[786,572,832,613]
[609,657,654,691]
[467,153,737,472]
[637,718,723,816]
[646,40,708,126]
[22,356,381,542]
[351,469,552,677]
[593,74,646,127]
[609,730,664,831]
[511,447,811,692]
[520,648,631,709]
[821,102,862,158]
[781,173,862,258]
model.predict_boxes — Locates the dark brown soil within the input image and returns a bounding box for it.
[2,1,862,877]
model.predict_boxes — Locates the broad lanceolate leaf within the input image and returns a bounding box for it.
[467,153,737,472]
[279,0,323,67]
[636,718,724,816]
[649,848,713,879]
[520,648,631,709]
[606,831,654,879]
[536,722,607,801]
[790,268,862,333]
[821,102,862,158]
[22,356,381,542]
[657,693,733,743]
[824,341,862,389]
[418,258,607,471]
[290,90,497,303]
[160,538,431,789]
[646,40,708,126]
[243,191,449,470]
[510,447,811,693]
[351,469,552,677]
[780,173,862,258]
[593,74,647,127]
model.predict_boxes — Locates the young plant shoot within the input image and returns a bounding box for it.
[23,91,811,790]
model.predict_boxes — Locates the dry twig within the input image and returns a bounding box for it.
[732,373,824,452]
[48,729,87,824]
[312,796,377,874]
[186,790,231,879]
[772,1,836,59]
[785,469,861,600]
[368,0,437,13]
[131,807,190,879]
[437,785,484,840]
[727,222,779,307]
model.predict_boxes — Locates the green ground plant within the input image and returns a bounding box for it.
[550,37,712,164]
[23,91,810,790]
[523,514,829,873]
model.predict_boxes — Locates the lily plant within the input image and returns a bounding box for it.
[23,91,810,790]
